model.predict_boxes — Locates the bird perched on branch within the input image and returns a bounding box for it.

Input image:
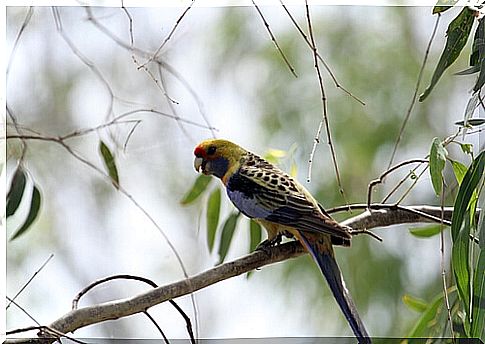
[193,138,370,343]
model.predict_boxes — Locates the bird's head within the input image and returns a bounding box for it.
[194,139,247,181]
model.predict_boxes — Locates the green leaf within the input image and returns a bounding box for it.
[6,166,27,218]
[429,137,448,196]
[408,292,444,337]
[402,294,428,313]
[10,185,42,241]
[249,220,262,252]
[450,159,469,184]
[409,224,444,238]
[471,249,485,340]
[470,17,484,67]
[206,188,221,252]
[473,56,485,92]
[460,143,474,155]
[217,212,240,264]
[451,150,485,241]
[433,0,458,14]
[452,215,471,330]
[419,7,475,101]
[181,174,212,205]
[455,118,485,127]
[99,140,119,188]
[455,65,480,75]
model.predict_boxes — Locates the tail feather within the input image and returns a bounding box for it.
[299,231,371,344]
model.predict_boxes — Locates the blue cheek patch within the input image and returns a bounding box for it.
[210,157,229,179]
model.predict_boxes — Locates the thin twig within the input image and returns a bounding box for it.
[279,0,365,105]
[367,158,429,207]
[84,7,216,138]
[305,1,346,207]
[6,325,88,344]
[252,0,298,78]
[52,7,115,121]
[6,7,34,82]
[138,1,195,69]
[6,254,54,310]
[71,274,195,344]
[144,311,170,343]
[6,297,41,326]
[388,14,441,168]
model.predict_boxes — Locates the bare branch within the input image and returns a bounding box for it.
[6,204,481,344]
[388,14,441,168]
[6,7,34,82]
[7,254,54,310]
[367,158,429,207]
[304,2,347,205]
[252,0,298,78]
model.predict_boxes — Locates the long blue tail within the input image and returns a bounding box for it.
[299,231,371,344]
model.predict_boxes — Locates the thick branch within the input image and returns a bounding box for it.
[5,205,481,343]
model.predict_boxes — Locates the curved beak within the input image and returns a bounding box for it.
[194,157,204,173]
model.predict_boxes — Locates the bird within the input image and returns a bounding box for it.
[193,138,370,343]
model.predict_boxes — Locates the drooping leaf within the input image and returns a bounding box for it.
[455,65,480,75]
[433,0,459,14]
[249,219,262,252]
[471,250,485,340]
[419,7,475,101]
[10,185,42,241]
[455,118,485,127]
[409,224,444,238]
[450,159,468,184]
[99,140,119,188]
[470,16,484,67]
[451,150,485,240]
[217,212,240,265]
[181,174,212,205]
[463,93,480,125]
[429,137,448,195]
[206,188,221,252]
[460,143,474,155]
[452,215,471,330]
[473,57,485,92]
[402,294,428,313]
[6,166,27,218]
[472,18,485,93]
[408,292,444,337]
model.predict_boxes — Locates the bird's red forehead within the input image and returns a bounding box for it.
[194,145,206,157]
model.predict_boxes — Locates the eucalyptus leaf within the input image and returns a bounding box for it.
[217,212,240,264]
[455,65,480,75]
[450,160,468,185]
[455,118,485,127]
[99,140,119,188]
[471,250,485,340]
[433,0,458,14]
[10,185,42,241]
[402,294,428,313]
[452,215,471,331]
[181,174,212,205]
[420,7,475,101]
[408,292,444,337]
[6,166,27,218]
[409,224,444,238]
[451,150,485,240]
[429,137,448,196]
[206,188,221,252]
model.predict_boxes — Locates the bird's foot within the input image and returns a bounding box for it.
[256,233,283,254]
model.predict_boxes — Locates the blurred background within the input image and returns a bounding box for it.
[5,3,479,340]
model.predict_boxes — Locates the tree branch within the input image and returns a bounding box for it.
[5,205,481,344]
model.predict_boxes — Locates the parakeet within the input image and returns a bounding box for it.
[194,139,370,343]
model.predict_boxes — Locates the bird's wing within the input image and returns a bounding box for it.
[227,153,351,241]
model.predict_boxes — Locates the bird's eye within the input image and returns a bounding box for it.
[207,146,217,155]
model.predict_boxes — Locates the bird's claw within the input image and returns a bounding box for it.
[255,233,283,253]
